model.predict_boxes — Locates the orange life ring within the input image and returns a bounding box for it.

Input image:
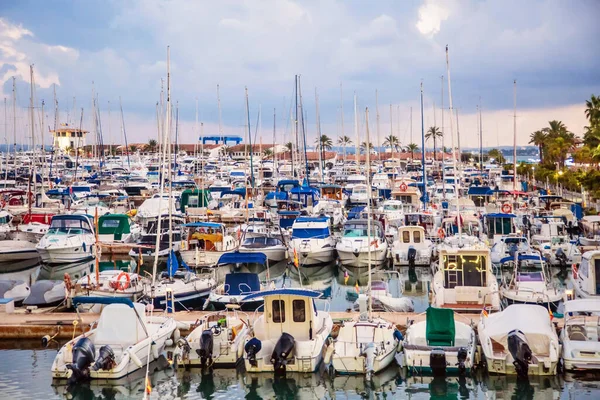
[399,183,408,192]
[438,228,445,239]
[115,272,131,291]
[501,203,512,214]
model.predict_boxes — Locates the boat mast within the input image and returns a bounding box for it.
[340,83,345,163]
[315,88,323,180]
[353,93,359,167]
[272,108,277,174]
[12,77,16,159]
[3,98,6,182]
[119,97,131,170]
[441,76,445,199]
[245,87,255,189]
[217,84,223,147]
[30,65,36,196]
[376,90,381,163]
[420,82,427,211]
[479,101,483,175]
[389,104,393,163]
[365,107,373,319]
[446,45,463,241]
[513,80,517,190]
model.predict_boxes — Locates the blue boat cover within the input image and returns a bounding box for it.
[182,222,223,228]
[217,252,267,265]
[72,296,134,308]
[485,213,516,218]
[499,254,543,264]
[292,227,330,239]
[243,288,323,301]
[467,186,493,196]
[225,273,260,295]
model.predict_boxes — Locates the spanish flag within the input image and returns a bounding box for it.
[293,248,299,268]
[344,270,349,285]
[481,308,488,318]
[355,281,360,294]
[145,377,152,395]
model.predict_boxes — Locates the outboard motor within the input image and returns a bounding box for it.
[92,345,116,371]
[507,329,533,377]
[456,347,468,375]
[407,246,417,269]
[66,337,96,384]
[430,348,447,376]
[245,337,262,367]
[361,342,376,381]
[196,330,214,368]
[555,248,567,268]
[271,332,295,374]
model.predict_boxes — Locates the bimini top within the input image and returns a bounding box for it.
[485,213,516,218]
[564,299,600,315]
[182,222,224,229]
[498,253,543,265]
[217,251,267,265]
[242,288,323,301]
[225,273,261,295]
[72,296,134,308]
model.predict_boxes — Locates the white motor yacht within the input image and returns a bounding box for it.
[561,299,600,371]
[571,251,600,299]
[336,220,388,269]
[36,215,97,264]
[392,225,434,267]
[288,216,337,267]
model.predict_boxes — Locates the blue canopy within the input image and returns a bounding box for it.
[467,186,493,196]
[225,273,260,295]
[243,288,323,301]
[72,296,134,308]
[485,213,516,218]
[295,216,329,223]
[217,251,267,265]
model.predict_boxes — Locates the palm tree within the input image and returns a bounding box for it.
[262,148,273,158]
[285,142,293,152]
[360,141,373,155]
[424,126,443,162]
[147,139,158,153]
[129,145,137,154]
[407,143,419,160]
[315,135,333,171]
[529,130,547,163]
[337,135,352,162]
[585,94,600,125]
[383,134,400,160]
[487,148,505,164]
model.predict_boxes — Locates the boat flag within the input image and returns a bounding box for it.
[145,377,152,394]
[481,308,488,318]
[370,239,379,249]
[344,270,349,285]
[355,281,360,293]
[293,248,299,268]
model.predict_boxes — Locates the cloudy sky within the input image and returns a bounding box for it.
[0,0,599,149]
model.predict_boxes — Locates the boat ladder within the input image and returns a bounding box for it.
[298,357,312,372]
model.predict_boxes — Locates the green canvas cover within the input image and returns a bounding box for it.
[98,214,131,240]
[426,307,455,347]
[180,189,212,212]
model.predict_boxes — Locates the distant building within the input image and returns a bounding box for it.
[50,124,89,151]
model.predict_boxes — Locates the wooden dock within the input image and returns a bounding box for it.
[0,310,484,341]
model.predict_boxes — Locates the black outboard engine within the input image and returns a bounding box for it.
[66,337,96,384]
[507,329,533,377]
[92,345,115,371]
[245,337,262,367]
[555,248,567,268]
[407,247,417,269]
[429,348,447,376]
[271,332,295,374]
[456,347,468,375]
[196,329,214,368]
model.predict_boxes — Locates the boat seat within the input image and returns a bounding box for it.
[568,325,587,341]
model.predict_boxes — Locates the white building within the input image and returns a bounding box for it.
[50,125,88,151]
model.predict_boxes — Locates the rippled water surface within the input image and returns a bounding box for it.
[1,347,600,399]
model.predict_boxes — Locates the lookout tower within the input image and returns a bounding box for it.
[50,124,89,151]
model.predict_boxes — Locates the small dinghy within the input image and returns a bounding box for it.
[478,304,560,376]
[51,297,182,382]
[23,280,65,308]
[0,279,30,305]
[402,307,477,376]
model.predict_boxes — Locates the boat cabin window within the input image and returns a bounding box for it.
[343,224,381,238]
[293,299,306,322]
[101,219,120,229]
[487,217,513,238]
[402,231,410,243]
[442,254,488,288]
[413,230,421,243]
[580,258,589,278]
[272,300,285,323]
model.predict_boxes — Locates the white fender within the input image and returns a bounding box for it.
[323,339,335,365]
[128,349,143,368]
[151,342,159,360]
[173,328,181,342]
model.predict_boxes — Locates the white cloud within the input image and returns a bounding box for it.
[416,0,450,36]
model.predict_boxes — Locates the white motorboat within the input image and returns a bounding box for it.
[76,270,144,303]
[500,253,563,312]
[241,288,333,373]
[180,222,238,268]
[392,225,434,267]
[288,216,337,267]
[490,234,540,267]
[331,294,401,379]
[378,199,405,226]
[173,308,250,368]
[311,198,345,228]
[0,240,39,263]
[572,251,600,299]
[97,214,141,244]
[478,304,560,376]
[336,220,388,269]
[431,246,501,312]
[51,297,182,383]
[0,210,14,240]
[579,215,600,246]
[531,216,581,266]
[352,280,414,312]
[403,307,477,376]
[349,184,370,205]
[560,299,600,371]
[36,214,96,264]
[239,235,287,264]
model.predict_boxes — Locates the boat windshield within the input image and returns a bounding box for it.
[442,254,488,288]
[242,237,283,247]
[343,224,381,238]
[383,204,401,211]
[48,218,92,234]
[517,272,543,282]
